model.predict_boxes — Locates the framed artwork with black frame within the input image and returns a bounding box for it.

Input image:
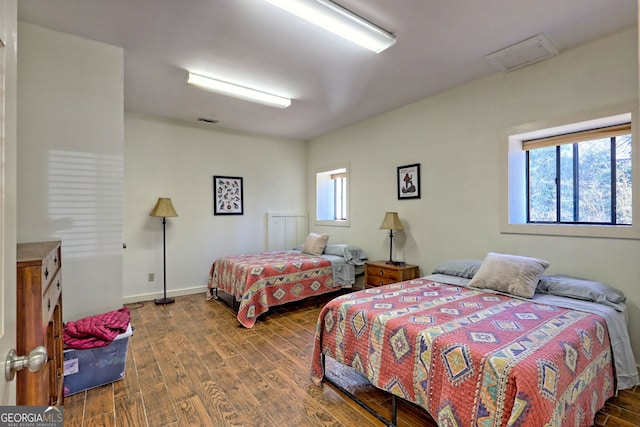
[397,163,420,200]
[213,175,244,215]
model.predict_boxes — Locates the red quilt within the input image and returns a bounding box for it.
[311,279,614,427]
[208,251,336,327]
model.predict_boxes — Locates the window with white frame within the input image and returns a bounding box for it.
[316,166,349,225]
[504,110,638,239]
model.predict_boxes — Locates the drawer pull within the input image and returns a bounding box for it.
[379,269,385,275]
[56,280,60,290]
[44,268,49,279]
[47,298,51,311]
[378,280,384,286]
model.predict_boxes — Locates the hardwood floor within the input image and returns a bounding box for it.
[63,292,640,427]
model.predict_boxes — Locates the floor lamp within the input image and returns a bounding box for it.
[379,212,404,265]
[150,198,178,304]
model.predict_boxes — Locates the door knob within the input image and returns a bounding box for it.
[4,346,48,381]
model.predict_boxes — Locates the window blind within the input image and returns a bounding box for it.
[522,123,631,151]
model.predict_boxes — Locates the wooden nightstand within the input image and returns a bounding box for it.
[364,260,420,288]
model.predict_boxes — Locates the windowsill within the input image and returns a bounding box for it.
[501,223,640,240]
[315,220,350,227]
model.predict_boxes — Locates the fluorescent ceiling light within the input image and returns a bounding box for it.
[186,72,291,108]
[263,0,396,53]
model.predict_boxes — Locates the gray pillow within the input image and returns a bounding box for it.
[536,274,626,310]
[323,244,368,265]
[468,253,550,299]
[432,259,482,279]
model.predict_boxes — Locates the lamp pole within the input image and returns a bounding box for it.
[156,216,175,304]
[387,229,394,264]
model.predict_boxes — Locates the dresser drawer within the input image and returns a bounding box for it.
[42,269,62,327]
[42,245,61,292]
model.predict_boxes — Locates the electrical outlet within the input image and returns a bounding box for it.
[148,273,155,282]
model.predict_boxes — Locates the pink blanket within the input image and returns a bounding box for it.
[64,307,130,349]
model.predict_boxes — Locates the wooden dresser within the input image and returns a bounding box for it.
[16,241,64,406]
[364,260,420,288]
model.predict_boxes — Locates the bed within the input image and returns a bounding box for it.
[311,254,639,427]
[207,235,367,328]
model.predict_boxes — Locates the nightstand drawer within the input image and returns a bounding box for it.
[367,273,400,287]
[364,261,420,288]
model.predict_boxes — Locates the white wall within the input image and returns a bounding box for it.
[307,27,640,363]
[17,22,124,322]
[123,113,307,301]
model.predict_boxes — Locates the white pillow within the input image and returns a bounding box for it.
[468,252,549,299]
[301,233,329,256]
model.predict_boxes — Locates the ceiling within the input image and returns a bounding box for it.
[17,0,637,141]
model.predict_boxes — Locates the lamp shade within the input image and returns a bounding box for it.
[379,212,403,230]
[150,198,178,217]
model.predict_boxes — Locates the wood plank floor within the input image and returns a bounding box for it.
[63,291,640,427]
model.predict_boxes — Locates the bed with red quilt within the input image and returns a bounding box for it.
[311,275,638,427]
[208,248,364,327]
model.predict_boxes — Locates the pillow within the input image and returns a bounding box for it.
[468,252,549,299]
[301,233,329,256]
[323,244,368,265]
[432,259,482,279]
[536,274,626,310]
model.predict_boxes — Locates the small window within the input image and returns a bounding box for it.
[525,124,632,225]
[503,108,640,239]
[316,165,349,226]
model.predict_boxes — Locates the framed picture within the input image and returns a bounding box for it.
[397,163,420,200]
[213,176,244,215]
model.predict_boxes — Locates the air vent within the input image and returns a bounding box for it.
[197,117,218,124]
[485,33,559,72]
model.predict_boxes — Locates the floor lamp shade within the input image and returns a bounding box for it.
[379,212,403,264]
[150,198,178,218]
[150,198,178,304]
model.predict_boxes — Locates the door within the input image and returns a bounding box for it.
[0,2,18,405]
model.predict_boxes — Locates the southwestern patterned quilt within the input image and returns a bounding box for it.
[208,251,337,328]
[311,279,614,427]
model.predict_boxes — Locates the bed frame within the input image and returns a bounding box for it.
[321,354,398,427]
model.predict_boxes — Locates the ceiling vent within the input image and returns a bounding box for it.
[485,33,559,72]
[197,117,218,124]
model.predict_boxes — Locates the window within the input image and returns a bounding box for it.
[525,124,632,225]
[316,165,349,226]
[332,171,347,220]
[503,107,640,239]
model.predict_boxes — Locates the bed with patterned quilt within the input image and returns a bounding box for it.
[208,236,367,328]
[310,254,639,427]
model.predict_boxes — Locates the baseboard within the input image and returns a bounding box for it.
[123,286,207,304]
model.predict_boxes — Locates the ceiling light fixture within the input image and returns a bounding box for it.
[186,72,291,108]
[263,0,396,53]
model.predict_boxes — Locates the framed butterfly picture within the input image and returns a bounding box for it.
[213,176,244,215]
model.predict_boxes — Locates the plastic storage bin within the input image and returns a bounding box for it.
[63,323,133,396]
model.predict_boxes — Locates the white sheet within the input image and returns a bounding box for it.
[320,253,355,287]
[288,249,355,287]
[425,273,640,392]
